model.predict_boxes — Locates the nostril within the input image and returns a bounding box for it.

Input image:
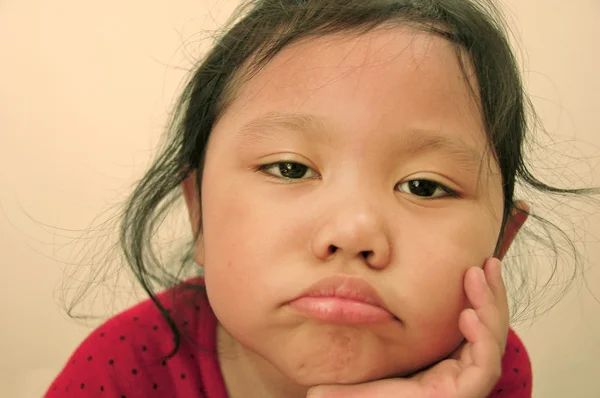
[328,245,337,255]
[361,251,372,259]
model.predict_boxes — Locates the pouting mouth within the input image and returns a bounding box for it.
[293,274,390,311]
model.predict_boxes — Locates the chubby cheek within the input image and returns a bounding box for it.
[405,271,467,364]
[399,260,468,365]
[394,207,501,362]
[199,175,289,337]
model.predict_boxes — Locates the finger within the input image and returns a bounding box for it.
[484,257,510,349]
[457,309,503,397]
[464,266,500,339]
[484,257,509,329]
[464,260,508,352]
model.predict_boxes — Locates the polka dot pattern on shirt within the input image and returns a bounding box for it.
[44,281,222,398]
[489,329,533,398]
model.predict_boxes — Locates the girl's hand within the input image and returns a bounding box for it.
[307,257,508,398]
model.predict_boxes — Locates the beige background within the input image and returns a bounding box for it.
[1,0,599,397]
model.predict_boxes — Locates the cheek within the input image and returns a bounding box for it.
[199,173,291,316]
[201,186,256,283]
[397,203,501,280]
[394,206,501,343]
[402,249,468,328]
[393,248,473,364]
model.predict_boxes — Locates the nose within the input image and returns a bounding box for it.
[310,202,392,270]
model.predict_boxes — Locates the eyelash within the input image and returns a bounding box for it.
[256,161,458,199]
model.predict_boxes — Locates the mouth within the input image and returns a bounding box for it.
[288,275,396,324]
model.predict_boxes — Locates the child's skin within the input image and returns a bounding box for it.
[183,26,528,398]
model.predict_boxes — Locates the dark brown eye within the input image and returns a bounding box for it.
[260,162,318,180]
[397,180,453,198]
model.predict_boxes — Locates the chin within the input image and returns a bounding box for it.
[275,328,426,387]
[282,343,449,388]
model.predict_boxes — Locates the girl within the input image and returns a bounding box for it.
[45,0,596,397]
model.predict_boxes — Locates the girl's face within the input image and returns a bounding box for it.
[189,27,511,386]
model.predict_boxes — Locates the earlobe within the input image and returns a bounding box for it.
[182,170,205,265]
[182,171,201,234]
[497,200,529,260]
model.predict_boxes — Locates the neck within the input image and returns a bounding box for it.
[216,324,308,398]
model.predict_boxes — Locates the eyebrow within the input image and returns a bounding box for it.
[236,112,484,170]
[236,111,332,146]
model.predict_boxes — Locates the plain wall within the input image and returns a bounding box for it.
[1,0,599,397]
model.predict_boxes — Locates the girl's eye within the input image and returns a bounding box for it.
[396,180,455,199]
[258,161,319,180]
[257,164,453,197]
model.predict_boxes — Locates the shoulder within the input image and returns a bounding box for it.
[489,328,533,398]
[45,278,213,397]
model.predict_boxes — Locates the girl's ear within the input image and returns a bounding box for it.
[497,200,529,260]
[182,170,205,265]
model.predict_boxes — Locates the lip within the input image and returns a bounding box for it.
[288,275,395,324]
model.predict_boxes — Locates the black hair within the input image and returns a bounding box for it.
[62,0,598,358]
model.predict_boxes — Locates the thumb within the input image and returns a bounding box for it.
[307,384,369,398]
[307,385,347,398]
[307,379,416,398]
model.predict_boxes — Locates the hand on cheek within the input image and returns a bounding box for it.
[307,258,509,398]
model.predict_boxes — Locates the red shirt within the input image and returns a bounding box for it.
[45,279,532,397]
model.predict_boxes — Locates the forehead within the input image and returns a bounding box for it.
[216,26,485,152]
